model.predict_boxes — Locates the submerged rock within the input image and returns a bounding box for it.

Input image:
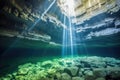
[17,63,35,75]
[61,73,71,80]
[55,72,61,80]
[84,70,93,76]
[84,75,96,80]
[1,56,120,80]
[95,77,105,80]
[93,68,107,78]
[72,77,84,80]
[41,60,53,68]
[64,66,79,76]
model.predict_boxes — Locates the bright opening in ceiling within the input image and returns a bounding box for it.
[57,0,76,17]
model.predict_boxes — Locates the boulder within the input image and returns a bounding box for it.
[80,61,91,68]
[47,69,56,75]
[93,68,106,78]
[64,66,79,76]
[96,77,105,80]
[79,71,83,77]
[47,68,56,78]
[84,70,93,76]
[15,75,26,80]
[18,67,29,75]
[41,60,53,68]
[72,77,84,80]
[61,73,71,80]
[54,72,61,80]
[85,75,96,80]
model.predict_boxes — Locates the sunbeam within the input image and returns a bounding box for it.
[62,15,66,57]
[61,0,78,58]
[1,0,120,79]
[28,0,56,31]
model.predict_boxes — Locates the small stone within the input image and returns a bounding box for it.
[96,77,105,80]
[55,72,61,80]
[109,71,120,79]
[79,71,83,77]
[57,66,65,73]
[73,62,81,68]
[93,68,106,78]
[84,70,93,76]
[64,66,79,76]
[41,60,53,68]
[12,72,17,76]
[6,74,13,78]
[1,77,11,80]
[47,69,56,75]
[48,77,54,80]
[18,68,29,75]
[72,77,84,80]
[58,61,65,66]
[85,75,96,80]
[15,75,25,80]
[17,63,35,75]
[81,61,91,68]
[61,73,71,80]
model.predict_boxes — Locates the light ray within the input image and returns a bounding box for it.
[61,0,77,58]
[41,0,56,19]
[62,15,66,57]
[28,0,56,31]
[67,0,75,58]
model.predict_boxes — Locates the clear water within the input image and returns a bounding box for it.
[0,36,120,77]
[0,0,120,79]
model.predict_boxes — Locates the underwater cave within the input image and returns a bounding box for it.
[0,0,120,80]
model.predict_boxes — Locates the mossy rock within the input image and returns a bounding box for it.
[61,73,71,80]
[64,66,79,76]
[72,77,84,80]
[41,60,53,68]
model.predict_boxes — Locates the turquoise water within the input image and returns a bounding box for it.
[0,1,120,79]
[0,35,120,77]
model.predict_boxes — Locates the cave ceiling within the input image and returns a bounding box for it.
[0,0,120,45]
